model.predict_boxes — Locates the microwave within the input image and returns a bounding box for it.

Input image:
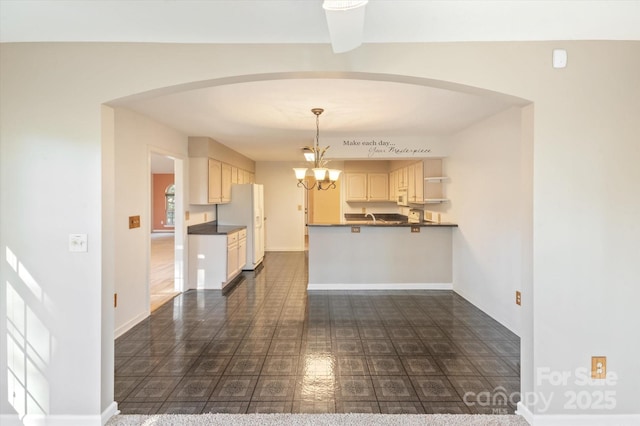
[397,190,409,206]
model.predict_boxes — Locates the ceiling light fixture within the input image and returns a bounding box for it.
[322,0,368,53]
[293,108,341,191]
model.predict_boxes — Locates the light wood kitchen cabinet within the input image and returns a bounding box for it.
[407,164,415,203]
[346,173,368,201]
[368,173,389,201]
[345,172,388,202]
[189,157,222,204]
[400,158,448,204]
[231,166,239,184]
[221,162,232,203]
[389,170,398,202]
[190,158,256,205]
[407,161,424,203]
[398,167,408,189]
[226,232,239,281]
[237,229,247,270]
[240,169,254,184]
[208,159,222,203]
[227,229,248,280]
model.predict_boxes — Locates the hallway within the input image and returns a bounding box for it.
[115,252,520,415]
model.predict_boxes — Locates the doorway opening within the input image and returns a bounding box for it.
[149,153,181,311]
[304,175,342,250]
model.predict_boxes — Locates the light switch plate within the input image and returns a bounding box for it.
[351,226,360,233]
[553,49,567,68]
[69,234,88,252]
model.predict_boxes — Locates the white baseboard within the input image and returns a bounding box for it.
[102,401,119,425]
[516,402,640,426]
[0,403,119,426]
[307,283,453,290]
[516,402,534,425]
[0,414,102,426]
[114,310,149,339]
[0,414,20,426]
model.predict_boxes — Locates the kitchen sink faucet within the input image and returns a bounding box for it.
[365,212,376,224]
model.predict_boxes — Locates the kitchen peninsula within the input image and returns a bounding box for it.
[307,216,457,290]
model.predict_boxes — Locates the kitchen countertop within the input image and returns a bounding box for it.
[187,221,246,235]
[307,221,457,227]
[308,213,457,227]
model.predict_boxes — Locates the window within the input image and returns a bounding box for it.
[165,184,175,226]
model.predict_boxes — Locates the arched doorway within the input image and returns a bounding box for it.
[105,71,532,417]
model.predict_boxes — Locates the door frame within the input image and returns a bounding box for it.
[148,147,187,298]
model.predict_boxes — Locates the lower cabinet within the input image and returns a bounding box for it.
[226,232,239,282]
[188,228,247,290]
[226,229,247,281]
[238,232,247,271]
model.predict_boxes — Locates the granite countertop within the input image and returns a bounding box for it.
[307,221,458,227]
[187,221,246,235]
[307,213,458,227]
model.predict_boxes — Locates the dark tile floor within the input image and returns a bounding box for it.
[115,252,520,415]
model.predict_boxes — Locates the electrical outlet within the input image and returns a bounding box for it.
[591,356,606,379]
[411,226,420,233]
[516,291,522,305]
[351,226,360,233]
[185,211,190,220]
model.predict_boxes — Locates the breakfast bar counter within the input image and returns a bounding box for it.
[307,219,457,290]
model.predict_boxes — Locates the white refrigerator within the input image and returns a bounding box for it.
[217,183,265,270]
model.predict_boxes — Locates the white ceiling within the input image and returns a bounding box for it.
[123,78,520,161]
[3,1,638,162]
[2,1,639,43]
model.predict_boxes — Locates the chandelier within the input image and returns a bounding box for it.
[293,108,342,191]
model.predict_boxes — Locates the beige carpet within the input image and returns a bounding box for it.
[106,413,530,425]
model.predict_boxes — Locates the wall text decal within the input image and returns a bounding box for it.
[342,139,432,158]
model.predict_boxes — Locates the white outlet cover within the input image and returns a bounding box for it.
[69,234,88,252]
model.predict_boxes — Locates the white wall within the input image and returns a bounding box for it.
[112,108,193,337]
[1,41,639,424]
[447,106,526,336]
[255,162,305,251]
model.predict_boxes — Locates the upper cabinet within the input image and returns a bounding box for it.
[221,162,232,203]
[389,158,448,204]
[188,136,257,205]
[399,167,408,189]
[345,172,389,202]
[407,161,423,204]
[189,158,256,205]
[345,173,367,201]
[190,157,221,205]
[388,170,398,202]
[368,173,389,201]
